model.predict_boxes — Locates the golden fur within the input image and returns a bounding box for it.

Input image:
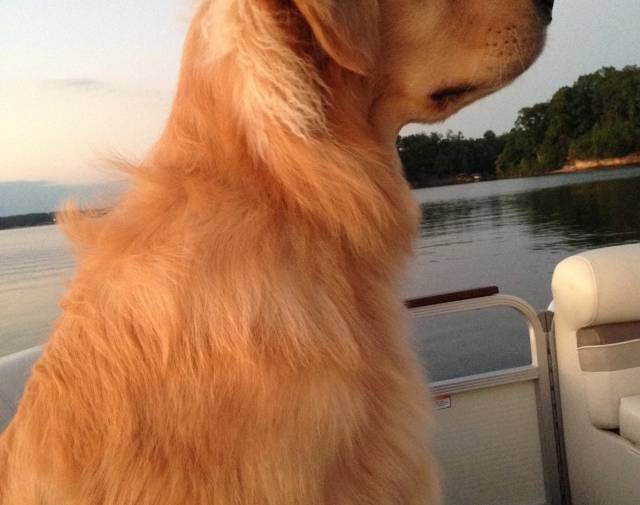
[0,1,548,503]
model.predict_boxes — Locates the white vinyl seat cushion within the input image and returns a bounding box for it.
[552,244,640,330]
[620,395,640,445]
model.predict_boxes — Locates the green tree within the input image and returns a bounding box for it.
[497,65,640,177]
[397,66,640,187]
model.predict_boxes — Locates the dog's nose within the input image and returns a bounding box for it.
[534,0,554,24]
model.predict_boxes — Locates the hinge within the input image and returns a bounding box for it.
[538,310,555,333]
[539,310,573,505]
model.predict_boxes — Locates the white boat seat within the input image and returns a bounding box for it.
[0,347,41,432]
[553,244,640,429]
[552,244,640,505]
[620,395,640,445]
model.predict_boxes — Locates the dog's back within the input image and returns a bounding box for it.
[0,155,434,504]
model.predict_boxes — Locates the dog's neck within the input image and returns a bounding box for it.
[148,30,418,267]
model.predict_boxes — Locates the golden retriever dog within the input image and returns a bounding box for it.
[0,0,552,503]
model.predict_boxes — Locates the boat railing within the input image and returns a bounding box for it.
[407,287,568,505]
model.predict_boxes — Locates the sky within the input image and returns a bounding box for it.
[1,0,640,184]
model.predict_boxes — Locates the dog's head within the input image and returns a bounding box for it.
[189,0,552,148]
[370,0,553,137]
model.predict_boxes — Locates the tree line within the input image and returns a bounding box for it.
[0,212,55,230]
[397,66,640,187]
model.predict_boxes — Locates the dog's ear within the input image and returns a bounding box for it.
[292,0,380,76]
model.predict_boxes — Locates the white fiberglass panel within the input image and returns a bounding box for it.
[432,380,546,505]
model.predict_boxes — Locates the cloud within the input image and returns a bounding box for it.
[41,78,111,92]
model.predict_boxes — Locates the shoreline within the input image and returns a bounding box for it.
[3,162,640,231]
[552,152,640,174]
[0,212,56,232]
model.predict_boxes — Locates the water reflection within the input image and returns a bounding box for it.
[513,177,640,251]
[0,226,72,357]
[419,167,640,252]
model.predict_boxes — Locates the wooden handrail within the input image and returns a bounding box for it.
[405,286,499,309]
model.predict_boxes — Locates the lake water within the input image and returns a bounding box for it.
[2,166,640,380]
